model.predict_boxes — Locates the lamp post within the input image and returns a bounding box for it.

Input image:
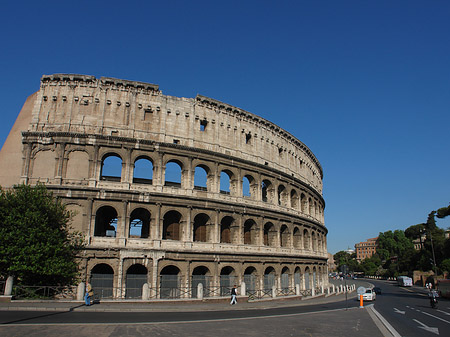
[429,230,438,279]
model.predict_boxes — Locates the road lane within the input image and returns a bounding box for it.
[370,279,450,336]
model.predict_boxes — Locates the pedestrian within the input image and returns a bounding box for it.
[230,284,237,305]
[85,283,94,306]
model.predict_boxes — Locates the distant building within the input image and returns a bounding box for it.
[412,234,426,251]
[344,247,355,255]
[355,237,378,262]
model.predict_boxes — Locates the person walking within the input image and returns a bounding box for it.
[84,283,94,306]
[230,284,237,305]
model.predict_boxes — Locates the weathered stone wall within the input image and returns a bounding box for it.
[0,74,328,299]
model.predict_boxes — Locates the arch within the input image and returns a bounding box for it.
[263,222,277,247]
[309,197,313,215]
[305,267,311,290]
[220,170,232,194]
[160,265,181,299]
[243,219,257,245]
[94,206,118,237]
[294,267,302,288]
[125,264,148,299]
[244,266,258,293]
[191,266,211,298]
[220,266,236,296]
[163,210,182,240]
[293,227,302,249]
[264,267,276,291]
[311,231,317,251]
[290,189,299,209]
[100,154,122,182]
[242,175,251,197]
[193,213,210,242]
[280,225,291,248]
[90,263,114,299]
[303,229,310,250]
[243,174,257,198]
[164,160,182,187]
[66,150,89,181]
[133,156,153,184]
[277,185,286,206]
[300,193,307,213]
[194,165,208,191]
[281,267,290,292]
[129,208,150,238]
[220,216,235,244]
[262,179,272,203]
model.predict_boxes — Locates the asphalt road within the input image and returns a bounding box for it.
[370,279,450,336]
[0,291,385,337]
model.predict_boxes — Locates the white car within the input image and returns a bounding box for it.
[359,288,376,301]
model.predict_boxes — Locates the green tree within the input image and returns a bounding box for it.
[436,204,450,219]
[0,184,84,285]
[333,250,358,273]
[405,223,425,240]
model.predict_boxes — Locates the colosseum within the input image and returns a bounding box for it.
[0,74,328,300]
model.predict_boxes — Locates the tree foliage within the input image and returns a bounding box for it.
[0,184,84,285]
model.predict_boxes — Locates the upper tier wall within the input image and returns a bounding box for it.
[29,74,323,193]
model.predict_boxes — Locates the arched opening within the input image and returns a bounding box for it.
[94,206,118,237]
[193,213,210,242]
[164,160,182,188]
[281,267,290,294]
[264,267,276,293]
[278,185,286,206]
[305,267,311,290]
[129,208,150,238]
[280,225,290,248]
[293,227,302,249]
[191,266,211,298]
[290,190,299,209]
[311,231,317,251]
[262,180,272,203]
[90,263,114,299]
[100,154,122,182]
[294,267,302,289]
[194,165,208,191]
[244,267,257,294]
[125,264,148,299]
[301,193,306,213]
[263,222,277,247]
[220,266,236,296]
[163,211,182,240]
[133,157,153,184]
[220,216,234,244]
[244,219,257,245]
[220,170,231,194]
[303,229,310,250]
[160,265,181,299]
[242,175,251,197]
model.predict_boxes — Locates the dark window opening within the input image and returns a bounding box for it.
[200,119,208,131]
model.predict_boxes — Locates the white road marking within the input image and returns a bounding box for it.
[437,309,450,316]
[393,308,405,315]
[407,306,450,324]
[413,319,439,335]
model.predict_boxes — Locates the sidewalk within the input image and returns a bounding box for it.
[0,292,357,312]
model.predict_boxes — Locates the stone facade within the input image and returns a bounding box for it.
[0,74,327,299]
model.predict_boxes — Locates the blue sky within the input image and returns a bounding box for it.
[1,1,449,254]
